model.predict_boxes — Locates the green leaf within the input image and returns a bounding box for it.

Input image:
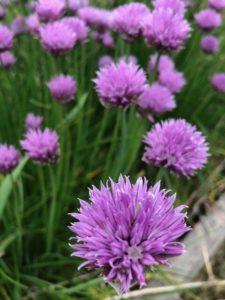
[0,157,28,220]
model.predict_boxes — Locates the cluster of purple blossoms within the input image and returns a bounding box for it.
[112,3,149,41]
[0,5,5,20]
[62,17,88,43]
[0,24,13,51]
[143,119,209,177]
[195,9,221,31]
[200,35,219,54]
[78,7,112,31]
[47,74,77,104]
[0,144,20,175]
[148,55,175,73]
[25,113,43,130]
[138,83,176,120]
[39,21,77,55]
[98,55,113,69]
[21,128,60,165]
[92,30,114,49]
[69,176,190,294]
[11,16,26,36]
[208,0,225,11]
[0,51,16,68]
[142,8,191,50]
[36,0,65,22]
[26,14,40,36]
[159,69,186,94]
[94,61,146,108]
[211,73,225,93]
[67,0,89,14]
[153,0,186,16]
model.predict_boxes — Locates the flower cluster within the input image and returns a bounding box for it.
[0,144,20,175]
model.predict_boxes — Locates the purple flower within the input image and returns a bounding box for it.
[26,14,40,36]
[0,144,20,175]
[195,9,221,31]
[0,51,16,68]
[200,35,219,54]
[119,55,138,65]
[93,61,146,108]
[211,73,225,93]
[138,83,176,119]
[39,21,77,55]
[112,3,149,41]
[148,54,175,73]
[21,128,60,165]
[47,74,77,104]
[142,8,191,50]
[67,0,89,14]
[153,0,186,16]
[0,24,13,51]
[36,0,65,22]
[62,17,88,43]
[25,113,43,130]
[78,7,112,31]
[11,16,26,36]
[0,5,5,20]
[92,30,114,48]
[143,119,209,176]
[98,55,113,68]
[69,175,190,294]
[159,69,186,94]
[208,0,225,11]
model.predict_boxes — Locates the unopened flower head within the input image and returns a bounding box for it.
[94,61,146,108]
[159,69,186,94]
[0,25,13,51]
[0,144,20,175]
[142,8,191,50]
[21,128,60,165]
[112,3,149,41]
[25,113,43,130]
[47,74,77,104]
[200,35,219,54]
[0,51,15,68]
[211,73,225,93]
[195,9,221,31]
[36,0,65,22]
[40,21,77,55]
[143,119,209,176]
[69,175,190,294]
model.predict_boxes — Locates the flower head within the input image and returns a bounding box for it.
[36,0,65,22]
[0,6,5,20]
[25,113,43,130]
[138,83,176,118]
[62,17,88,43]
[159,69,186,94]
[0,24,13,51]
[195,9,221,31]
[119,55,138,65]
[200,35,219,54]
[208,0,225,11]
[112,3,149,41]
[11,16,26,36]
[211,73,225,93]
[0,144,20,175]
[98,55,113,68]
[69,175,190,294]
[47,74,77,104]
[92,31,114,48]
[153,0,186,16]
[143,119,209,176]
[40,21,77,55]
[67,0,89,14]
[21,128,60,165]
[148,54,174,73]
[0,51,16,68]
[26,14,40,36]
[142,8,191,50]
[78,7,112,30]
[94,61,146,108]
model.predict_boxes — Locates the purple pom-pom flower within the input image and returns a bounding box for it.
[148,54,175,73]
[93,61,146,108]
[78,7,112,31]
[211,73,225,93]
[47,74,77,104]
[26,14,40,36]
[11,16,26,36]
[142,8,191,50]
[112,3,149,41]
[0,144,20,175]
[62,17,88,43]
[69,175,190,294]
[200,35,219,54]
[25,113,43,130]
[21,128,60,165]
[40,21,77,55]
[195,9,221,31]
[159,69,186,94]
[143,119,209,177]
[0,24,13,51]
[36,0,65,22]
[67,0,89,14]
[0,51,15,68]
[98,55,113,69]
[208,0,225,11]
[153,0,186,16]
